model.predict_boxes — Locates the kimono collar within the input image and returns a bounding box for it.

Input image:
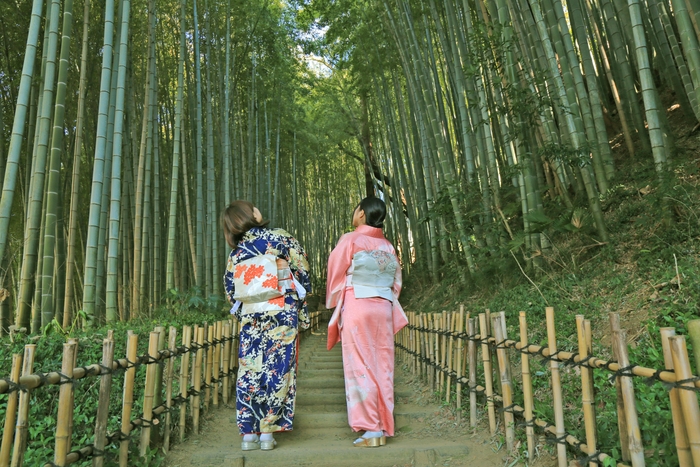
[355,224,385,238]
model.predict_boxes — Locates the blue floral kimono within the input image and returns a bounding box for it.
[223,227,311,434]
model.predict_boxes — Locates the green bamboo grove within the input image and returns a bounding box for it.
[0,0,697,331]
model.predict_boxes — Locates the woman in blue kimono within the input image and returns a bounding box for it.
[222,200,311,451]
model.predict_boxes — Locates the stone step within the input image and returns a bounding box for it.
[301,360,343,369]
[298,368,344,378]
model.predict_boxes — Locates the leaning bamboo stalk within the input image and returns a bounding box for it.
[222,321,231,404]
[468,318,477,428]
[668,336,700,466]
[213,321,222,408]
[576,316,598,467]
[93,331,115,467]
[205,324,214,410]
[492,314,515,453]
[193,326,204,434]
[119,333,139,467]
[519,312,535,462]
[10,344,36,467]
[455,306,465,412]
[179,326,192,442]
[659,328,692,467]
[54,341,78,466]
[609,313,645,467]
[163,326,177,453]
[154,326,166,411]
[610,313,631,462]
[546,307,567,467]
[479,313,497,434]
[0,354,22,467]
[140,332,161,457]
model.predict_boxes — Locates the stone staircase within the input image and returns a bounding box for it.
[168,331,484,467]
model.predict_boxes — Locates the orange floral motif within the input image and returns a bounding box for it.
[267,296,285,308]
[243,265,265,285]
[262,275,278,289]
[234,264,247,279]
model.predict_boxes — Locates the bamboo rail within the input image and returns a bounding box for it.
[395,307,700,466]
[0,310,321,466]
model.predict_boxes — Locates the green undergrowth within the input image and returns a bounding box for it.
[0,287,229,467]
[402,153,700,464]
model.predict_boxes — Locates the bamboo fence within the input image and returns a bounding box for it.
[0,310,321,467]
[395,307,700,467]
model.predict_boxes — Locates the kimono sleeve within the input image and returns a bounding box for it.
[283,234,312,330]
[223,250,237,305]
[326,233,354,309]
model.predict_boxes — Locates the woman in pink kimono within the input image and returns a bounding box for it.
[326,197,408,448]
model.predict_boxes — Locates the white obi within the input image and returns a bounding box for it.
[230,255,306,316]
[349,250,398,302]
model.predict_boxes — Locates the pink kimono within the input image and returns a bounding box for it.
[326,224,408,437]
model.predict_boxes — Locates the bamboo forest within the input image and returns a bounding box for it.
[1,0,700,464]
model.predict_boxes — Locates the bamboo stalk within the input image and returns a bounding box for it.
[576,316,597,467]
[688,320,700,374]
[546,307,567,467]
[222,321,231,405]
[0,354,22,467]
[660,328,692,466]
[205,324,214,410]
[67,338,78,451]
[179,325,192,442]
[479,313,497,434]
[213,321,222,408]
[93,331,115,467]
[193,326,204,434]
[610,313,631,462]
[119,333,138,467]
[140,331,161,457]
[427,314,435,389]
[455,306,465,413]
[163,326,177,453]
[609,313,646,467]
[468,317,477,428]
[519,312,535,462]
[10,344,35,467]
[492,314,514,452]
[54,341,78,466]
[439,311,447,395]
[669,336,700,466]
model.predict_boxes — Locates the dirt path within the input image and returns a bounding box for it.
[164,331,543,467]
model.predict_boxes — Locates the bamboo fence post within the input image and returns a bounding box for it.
[231,319,239,401]
[204,325,213,410]
[140,331,161,457]
[446,312,456,404]
[455,306,465,412]
[193,326,205,434]
[163,326,178,453]
[427,314,435,389]
[213,321,222,408]
[54,341,78,466]
[119,332,139,467]
[179,325,192,442]
[669,336,700,466]
[478,313,497,434]
[468,317,477,428]
[609,313,631,462]
[609,313,645,467]
[492,314,514,452]
[0,354,22,467]
[439,311,447,395]
[67,338,78,450]
[660,328,692,466]
[688,320,700,374]
[431,313,439,391]
[93,331,115,467]
[518,312,535,462]
[576,316,597,467]
[545,307,567,467]
[421,314,428,380]
[190,325,199,417]
[10,344,35,467]
[223,321,231,404]
[411,312,417,375]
